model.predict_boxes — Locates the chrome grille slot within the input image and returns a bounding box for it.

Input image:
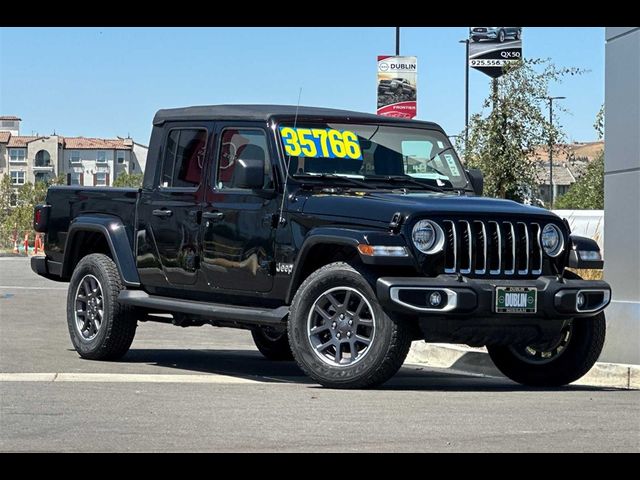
[488,221,502,274]
[440,219,543,277]
[443,220,456,273]
[531,223,543,275]
[459,220,472,274]
[503,221,516,275]
[473,220,487,274]
[516,222,529,274]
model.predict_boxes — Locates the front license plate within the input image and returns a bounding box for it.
[495,287,537,313]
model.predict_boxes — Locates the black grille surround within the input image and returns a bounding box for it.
[410,217,568,280]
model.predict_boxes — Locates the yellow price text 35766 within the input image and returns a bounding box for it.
[279,127,362,160]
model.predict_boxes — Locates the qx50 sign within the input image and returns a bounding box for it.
[468,27,523,78]
[377,56,417,119]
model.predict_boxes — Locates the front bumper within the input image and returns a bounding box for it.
[376,275,611,319]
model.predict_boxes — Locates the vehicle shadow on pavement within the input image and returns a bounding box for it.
[119,348,622,392]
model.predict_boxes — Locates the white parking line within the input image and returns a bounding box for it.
[0,286,68,290]
[0,372,269,385]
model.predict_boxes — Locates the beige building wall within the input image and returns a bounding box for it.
[62,148,116,186]
[26,136,60,184]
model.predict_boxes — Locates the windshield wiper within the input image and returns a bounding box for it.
[366,175,444,193]
[292,173,376,190]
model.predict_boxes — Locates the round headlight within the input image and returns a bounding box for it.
[541,223,564,257]
[412,220,443,254]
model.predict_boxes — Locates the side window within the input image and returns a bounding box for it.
[216,129,272,190]
[160,128,207,188]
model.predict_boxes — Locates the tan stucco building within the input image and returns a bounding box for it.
[0,116,147,194]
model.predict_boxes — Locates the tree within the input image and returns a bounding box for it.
[593,104,605,140]
[461,58,585,203]
[0,174,65,248]
[0,173,13,215]
[113,172,143,188]
[554,151,604,210]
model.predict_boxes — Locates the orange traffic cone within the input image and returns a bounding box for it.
[34,233,40,255]
[23,232,30,256]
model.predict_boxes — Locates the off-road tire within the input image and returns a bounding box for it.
[66,253,137,360]
[288,262,411,389]
[487,312,606,387]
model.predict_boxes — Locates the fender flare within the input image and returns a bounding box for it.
[62,214,140,287]
[285,227,411,303]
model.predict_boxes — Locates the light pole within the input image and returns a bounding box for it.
[395,27,400,55]
[539,95,566,208]
[459,39,470,148]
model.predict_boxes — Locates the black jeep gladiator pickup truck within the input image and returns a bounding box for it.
[32,105,611,389]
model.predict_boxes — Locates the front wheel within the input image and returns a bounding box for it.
[498,29,506,42]
[288,262,411,389]
[487,313,606,387]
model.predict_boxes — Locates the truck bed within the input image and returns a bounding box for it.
[44,186,139,265]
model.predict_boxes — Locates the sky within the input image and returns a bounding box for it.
[0,27,604,144]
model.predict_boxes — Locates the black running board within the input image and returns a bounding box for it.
[118,290,289,326]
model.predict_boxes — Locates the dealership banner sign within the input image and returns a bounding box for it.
[468,27,523,78]
[377,56,417,119]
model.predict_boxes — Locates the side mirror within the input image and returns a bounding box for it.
[467,168,484,196]
[235,157,264,189]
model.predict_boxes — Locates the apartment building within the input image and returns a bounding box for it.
[0,116,147,188]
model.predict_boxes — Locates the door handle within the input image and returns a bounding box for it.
[152,209,173,217]
[202,211,225,221]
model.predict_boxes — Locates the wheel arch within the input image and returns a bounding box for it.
[62,214,140,287]
[285,227,412,304]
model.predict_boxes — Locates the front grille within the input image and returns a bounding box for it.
[442,220,543,276]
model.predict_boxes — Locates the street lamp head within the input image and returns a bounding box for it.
[538,96,567,101]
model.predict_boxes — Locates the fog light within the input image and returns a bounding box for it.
[577,292,586,309]
[429,291,442,307]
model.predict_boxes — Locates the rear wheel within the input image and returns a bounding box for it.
[66,253,137,360]
[251,326,294,361]
[487,313,606,386]
[498,29,505,42]
[288,262,411,389]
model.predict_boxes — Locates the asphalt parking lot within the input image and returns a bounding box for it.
[1,256,638,452]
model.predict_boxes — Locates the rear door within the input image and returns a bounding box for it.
[200,123,278,293]
[136,123,210,292]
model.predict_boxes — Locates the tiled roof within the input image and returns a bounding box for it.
[0,116,21,121]
[535,163,585,186]
[0,132,10,143]
[62,137,131,150]
[7,136,39,147]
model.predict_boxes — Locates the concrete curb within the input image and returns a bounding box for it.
[407,342,640,390]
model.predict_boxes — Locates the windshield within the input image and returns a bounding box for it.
[278,122,468,190]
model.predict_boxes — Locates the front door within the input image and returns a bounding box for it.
[137,124,209,292]
[200,125,277,293]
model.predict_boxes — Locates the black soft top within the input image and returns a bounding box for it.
[153,104,440,129]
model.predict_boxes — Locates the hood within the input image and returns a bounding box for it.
[299,190,557,223]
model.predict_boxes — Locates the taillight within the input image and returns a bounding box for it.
[33,205,51,233]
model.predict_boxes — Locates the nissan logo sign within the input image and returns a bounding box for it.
[379,62,389,72]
